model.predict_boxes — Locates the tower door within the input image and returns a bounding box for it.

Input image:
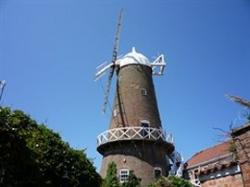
[140,120,150,137]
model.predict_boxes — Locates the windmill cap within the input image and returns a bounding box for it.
[116,47,151,68]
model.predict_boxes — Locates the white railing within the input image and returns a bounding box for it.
[97,126,174,146]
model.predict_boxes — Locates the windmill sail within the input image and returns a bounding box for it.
[101,9,123,113]
[0,80,6,102]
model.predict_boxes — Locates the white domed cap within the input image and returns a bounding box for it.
[116,47,151,68]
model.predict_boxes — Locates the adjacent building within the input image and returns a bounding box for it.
[185,122,250,187]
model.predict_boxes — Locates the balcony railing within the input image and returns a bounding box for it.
[97,126,174,147]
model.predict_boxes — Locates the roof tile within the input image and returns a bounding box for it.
[186,141,230,168]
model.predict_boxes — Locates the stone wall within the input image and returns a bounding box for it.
[232,123,250,187]
[201,173,243,187]
[185,162,244,187]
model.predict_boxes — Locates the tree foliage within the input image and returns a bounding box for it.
[102,162,120,187]
[148,177,174,187]
[168,176,194,187]
[0,107,101,186]
[148,176,193,187]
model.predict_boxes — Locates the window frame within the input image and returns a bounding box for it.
[119,169,130,183]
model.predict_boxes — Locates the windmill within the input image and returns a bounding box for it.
[95,11,174,186]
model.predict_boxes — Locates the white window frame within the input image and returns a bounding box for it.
[119,169,130,183]
[154,167,162,178]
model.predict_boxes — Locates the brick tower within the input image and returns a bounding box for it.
[96,47,174,186]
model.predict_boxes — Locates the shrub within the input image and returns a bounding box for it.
[149,176,193,187]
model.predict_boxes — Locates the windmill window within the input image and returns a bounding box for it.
[140,120,150,127]
[140,120,150,137]
[119,169,129,183]
[141,88,147,96]
[154,167,162,178]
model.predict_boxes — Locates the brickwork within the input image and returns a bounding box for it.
[110,65,161,129]
[185,123,250,187]
[98,64,173,187]
[100,142,169,187]
[232,123,250,187]
[201,174,243,187]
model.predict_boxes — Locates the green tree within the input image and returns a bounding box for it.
[102,162,120,187]
[122,170,141,187]
[0,107,101,187]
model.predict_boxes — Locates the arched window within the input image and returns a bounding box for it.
[140,120,150,127]
[140,120,150,137]
[154,167,162,179]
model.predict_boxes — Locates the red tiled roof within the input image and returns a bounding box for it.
[186,141,230,168]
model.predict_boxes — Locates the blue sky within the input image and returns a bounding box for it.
[1,0,250,170]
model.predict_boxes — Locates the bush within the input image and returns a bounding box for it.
[168,176,194,187]
[0,107,101,187]
[148,177,174,187]
[149,176,193,187]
